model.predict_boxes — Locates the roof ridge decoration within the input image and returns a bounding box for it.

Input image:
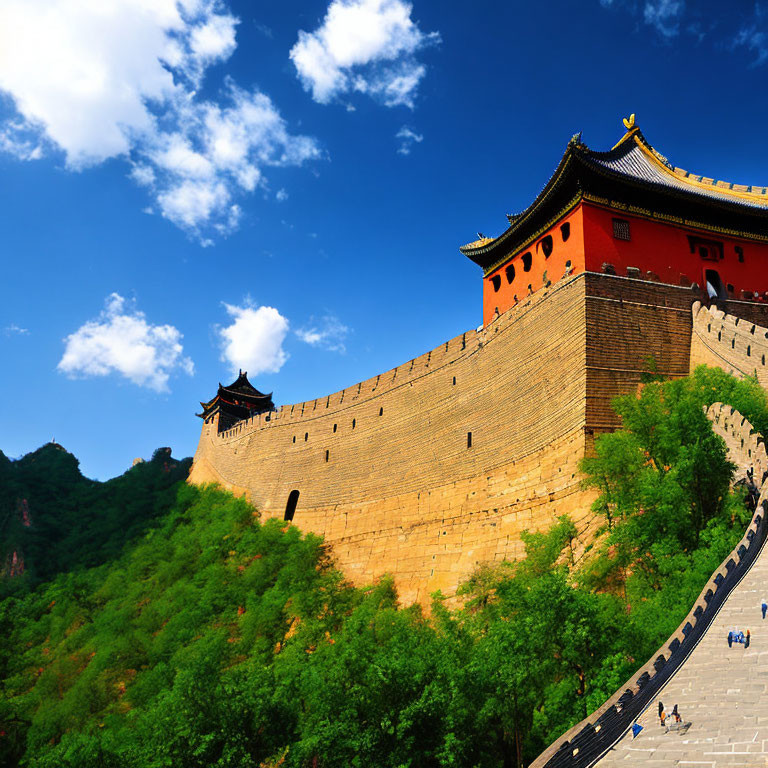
[624,118,768,202]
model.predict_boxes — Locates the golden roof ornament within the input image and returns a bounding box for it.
[622,113,636,131]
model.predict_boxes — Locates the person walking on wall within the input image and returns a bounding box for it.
[658,701,664,721]
[762,598,767,619]
[746,629,751,648]
[728,630,734,647]
[672,704,681,724]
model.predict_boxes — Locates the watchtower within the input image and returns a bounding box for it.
[462,116,768,326]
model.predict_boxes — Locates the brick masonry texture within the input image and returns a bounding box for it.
[692,301,768,388]
[189,272,726,604]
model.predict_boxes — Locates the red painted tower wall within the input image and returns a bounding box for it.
[581,202,768,298]
[483,201,768,327]
[482,206,586,325]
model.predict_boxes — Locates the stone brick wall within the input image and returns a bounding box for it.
[584,274,695,435]
[192,274,591,603]
[190,272,715,604]
[691,301,768,387]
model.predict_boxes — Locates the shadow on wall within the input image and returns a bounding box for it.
[284,490,300,522]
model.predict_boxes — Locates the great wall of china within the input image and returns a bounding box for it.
[190,271,704,603]
[190,287,768,763]
[190,274,768,606]
[189,118,768,763]
[532,402,768,767]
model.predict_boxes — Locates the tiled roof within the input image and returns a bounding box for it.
[460,236,494,250]
[461,119,768,264]
[583,129,768,210]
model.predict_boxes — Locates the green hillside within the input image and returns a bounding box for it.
[0,367,764,768]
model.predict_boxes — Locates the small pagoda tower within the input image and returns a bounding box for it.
[462,115,768,326]
[197,371,275,432]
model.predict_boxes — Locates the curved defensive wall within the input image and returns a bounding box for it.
[190,271,699,603]
[692,300,768,388]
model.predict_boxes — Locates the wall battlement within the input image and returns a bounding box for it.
[691,300,768,387]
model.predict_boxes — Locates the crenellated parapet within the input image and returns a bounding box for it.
[691,301,768,387]
[708,401,768,482]
[531,405,768,768]
[206,273,588,445]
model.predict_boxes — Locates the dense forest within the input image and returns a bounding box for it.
[1,366,765,768]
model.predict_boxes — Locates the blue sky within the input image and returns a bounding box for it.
[1,0,768,479]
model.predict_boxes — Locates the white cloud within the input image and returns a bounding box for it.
[643,0,684,37]
[296,315,349,353]
[276,188,289,201]
[0,0,320,240]
[290,0,439,108]
[734,24,768,64]
[733,5,768,65]
[58,293,193,392]
[218,302,289,375]
[3,324,29,336]
[599,0,684,37]
[396,125,422,155]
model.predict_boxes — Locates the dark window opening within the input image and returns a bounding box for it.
[325,450,329,462]
[284,490,300,522]
[540,234,554,258]
[718,331,722,341]
[762,354,765,365]
[732,339,736,348]
[705,269,728,302]
[560,222,571,242]
[612,218,631,241]
[736,246,744,263]
[333,423,337,433]
[379,407,383,416]
[707,324,711,333]
[452,376,456,385]
[467,431,472,449]
[688,235,723,261]
[748,345,751,357]
[304,432,308,441]
[505,264,515,283]
[352,418,356,429]
[292,436,296,443]
[490,274,501,292]
[522,252,532,272]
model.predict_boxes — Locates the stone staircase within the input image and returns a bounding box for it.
[595,404,768,767]
[595,538,768,766]
[531,404,768,768]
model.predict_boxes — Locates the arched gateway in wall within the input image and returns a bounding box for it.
[190,117,768,605]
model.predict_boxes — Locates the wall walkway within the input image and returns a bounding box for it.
[531,404,768,768]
